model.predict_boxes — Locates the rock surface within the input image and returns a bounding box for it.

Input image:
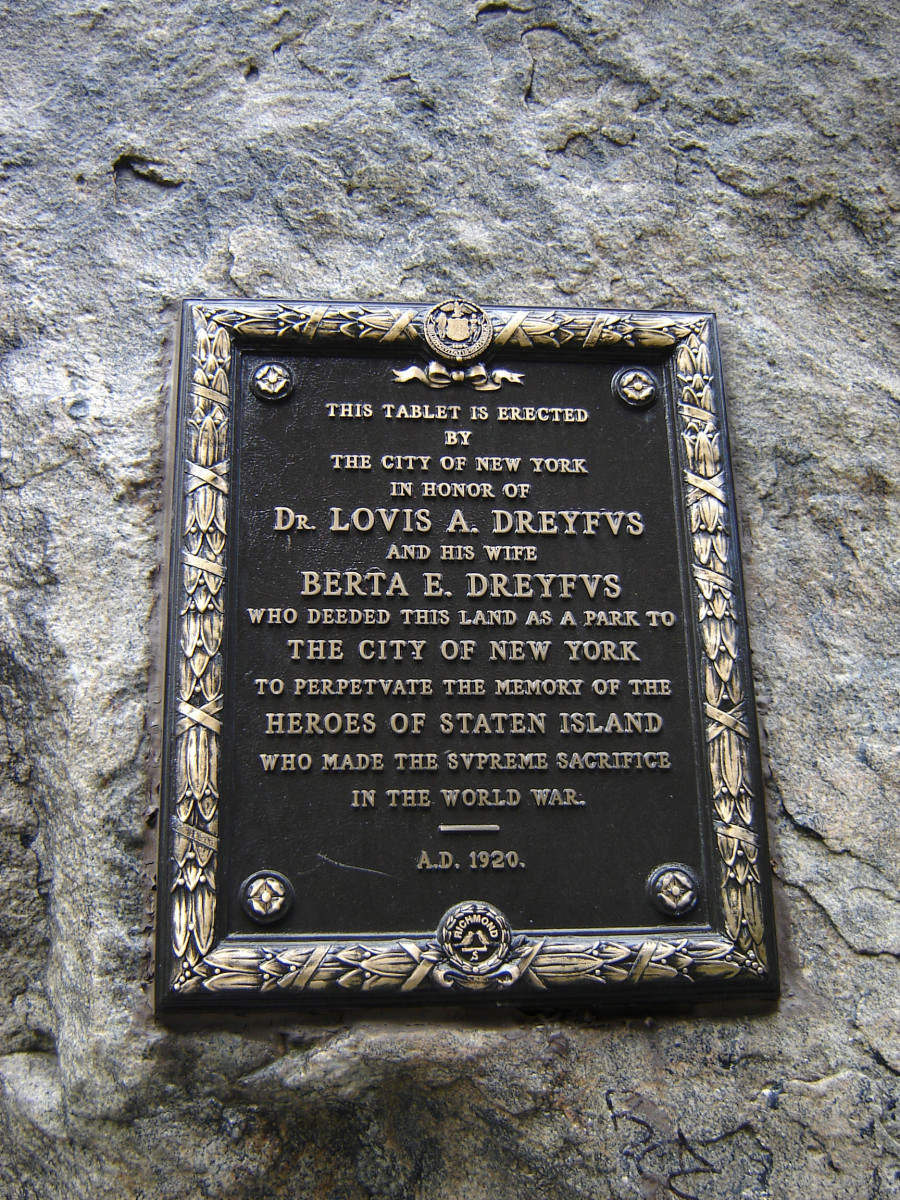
[1,0,899,1196]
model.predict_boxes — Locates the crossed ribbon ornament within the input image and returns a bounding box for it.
[393,360,523,392]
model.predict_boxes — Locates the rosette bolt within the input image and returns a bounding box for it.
[239,871,294,924]
[613,367,658,407]
[647,864,699,917]
[251,362,294,402]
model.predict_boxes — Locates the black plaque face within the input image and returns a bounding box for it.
[156,300,778,1010]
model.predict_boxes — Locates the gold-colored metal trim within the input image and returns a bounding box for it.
[160,301,772,1004]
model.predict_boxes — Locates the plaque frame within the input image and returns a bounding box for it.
[155,299,778,1011]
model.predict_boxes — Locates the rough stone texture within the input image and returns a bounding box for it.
[0,0,898,1195]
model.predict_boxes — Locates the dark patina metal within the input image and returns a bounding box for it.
[156,299,778,1011]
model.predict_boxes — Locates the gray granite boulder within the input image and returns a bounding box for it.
[0,0,898,1195]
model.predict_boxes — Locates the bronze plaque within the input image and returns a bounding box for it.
[155,299,778,1010]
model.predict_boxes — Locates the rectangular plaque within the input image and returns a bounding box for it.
[155,299,778,1010]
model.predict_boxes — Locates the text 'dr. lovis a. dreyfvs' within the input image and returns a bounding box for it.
[155,297,778,1011]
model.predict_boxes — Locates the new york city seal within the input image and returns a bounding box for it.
[423,299,494,363]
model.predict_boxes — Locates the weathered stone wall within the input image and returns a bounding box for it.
[0,1,898,1195]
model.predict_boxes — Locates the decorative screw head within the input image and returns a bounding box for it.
[648,864,699,917]
[250,362,294,402]
[239,871,294,924]
[614,367,658,407]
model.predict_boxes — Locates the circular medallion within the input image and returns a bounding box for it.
[423,300,494,363]
[613,367,658,408]
[239,870,294,924]
[647,863,700,917]
[438,900,512,975]
[250,362,294,402]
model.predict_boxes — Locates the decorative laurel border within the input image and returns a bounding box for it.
[159,302,773,1005]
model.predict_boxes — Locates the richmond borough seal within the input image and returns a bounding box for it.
[438,900,512,975]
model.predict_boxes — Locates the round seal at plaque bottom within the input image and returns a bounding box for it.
[438,900,512,975]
